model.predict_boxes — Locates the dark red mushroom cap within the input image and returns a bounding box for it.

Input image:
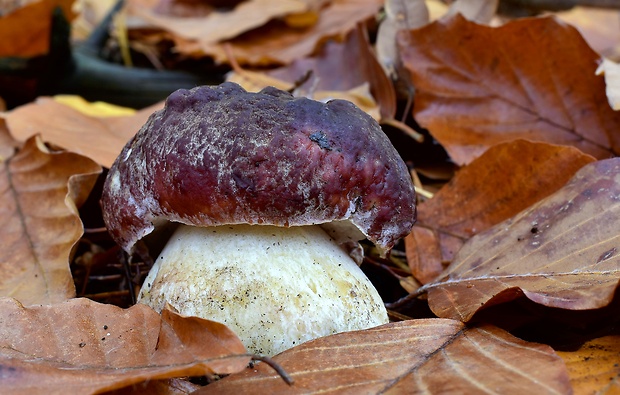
[101,82,416,255]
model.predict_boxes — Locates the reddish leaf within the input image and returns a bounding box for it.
[398,14,620,165]
[0,298,249,394]
[204,320,570,394]
[421,158,620,322]
[266,24,396,119]
[0,135,101,305]
[406,140,594,284]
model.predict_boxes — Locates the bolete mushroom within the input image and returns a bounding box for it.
[101,82,416,356]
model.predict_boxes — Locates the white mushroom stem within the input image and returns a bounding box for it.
[138,223,389,356]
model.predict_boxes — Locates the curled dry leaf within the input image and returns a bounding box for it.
[419,158,620,322]
[398,14,620,165]
[0,297,249,395]
[405,140,595,284]
[229,26,385,120]
[2,97,162,167]
[125,0,309,43]
[0,135,101,305]
[191,0,384,65]
[204,319,570,394]
[556,335,620,394]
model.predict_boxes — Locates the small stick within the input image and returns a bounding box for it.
[250,354,294,385]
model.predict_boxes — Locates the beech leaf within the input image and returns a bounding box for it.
[0,135,101,305]
[405,140,595,284]
[398,14,620,165]
[3,97,162,168]
[204,319,571,394]
[557,335,620,394]
[421,158,620,322]
[0,297,249,395]
[193,0,384,66]
[126,0,309,43]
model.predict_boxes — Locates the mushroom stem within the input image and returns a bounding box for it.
[138,223,388,356]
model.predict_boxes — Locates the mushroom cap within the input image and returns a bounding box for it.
[101,82,416,254]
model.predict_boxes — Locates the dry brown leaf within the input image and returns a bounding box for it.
[192,0,384,66]
[228,25,390,121]
[557,335,620,394]
[398,14,620,165]
[420,158,620,322]
[0,297,249,395]
[204,319,571,394]
[0,135,101,305]
[0,0,75,57]
[2,97,162,168]
[405,140,595,284]
[126,0,309,43]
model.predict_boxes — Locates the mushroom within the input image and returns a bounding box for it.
[101,82,416,356]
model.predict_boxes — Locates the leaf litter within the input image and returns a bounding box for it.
[408,158,620,322]
[0,0,620,393]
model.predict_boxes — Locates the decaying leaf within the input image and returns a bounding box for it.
[398,14,620,165]
[2,97,162,167]
[0,135,101,305]
[405,140,595,284]
[228,25,391,121]
[204,319,571,394]
[557,335,620,394]
[192,0,384,65]
[0,297,249,395]
[0,0,75,57]
[420,158,620,322]
[125,0,309,43]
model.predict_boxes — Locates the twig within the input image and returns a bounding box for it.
[250,354,294,385]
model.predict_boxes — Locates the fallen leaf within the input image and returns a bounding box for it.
[420,158,620,322]
[557,335,620,394]
[596,58,620,111]
[229,26,390,121]
[0,297,249,395]
[405,140,595,284]
[266,25,391,119]
[204,319,571,394]
[0,135,101,305]
[191,0,384,65]
[398,14,620,165]
[0,0,75,57]
[2,97,162,167]
[126,0,309,43]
